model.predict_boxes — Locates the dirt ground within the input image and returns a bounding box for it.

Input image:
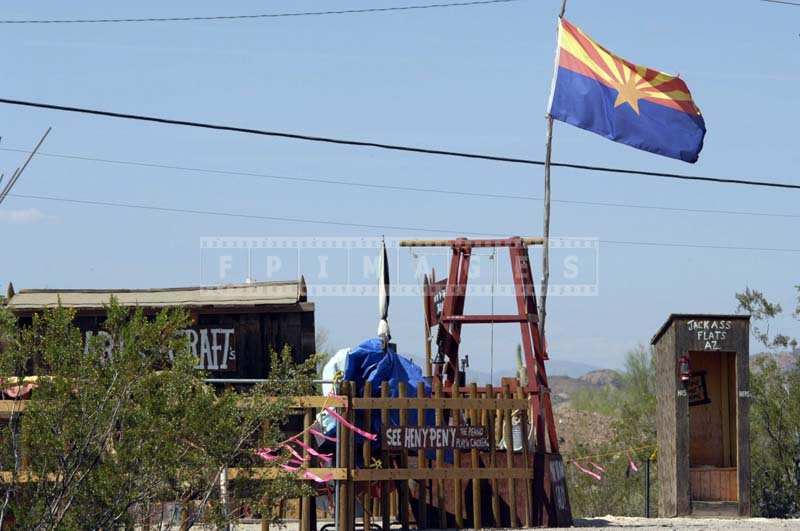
[232,516,800,529]
[569,515,800,529]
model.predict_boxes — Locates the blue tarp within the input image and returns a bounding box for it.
[323,338,436,447]
[317,337,458,464]
[345,337,435,435]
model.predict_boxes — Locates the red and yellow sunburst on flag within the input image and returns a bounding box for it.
[547,18,706,162]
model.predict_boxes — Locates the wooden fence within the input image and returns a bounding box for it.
[0,377,539,530]
[271,378,536,530]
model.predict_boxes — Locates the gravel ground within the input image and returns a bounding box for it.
[226,516,800,529]
[570,515,800,529]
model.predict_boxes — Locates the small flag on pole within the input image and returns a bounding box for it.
[377,238,391,344]
[547,18,706,163]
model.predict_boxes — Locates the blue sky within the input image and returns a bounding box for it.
[0,0,798,375]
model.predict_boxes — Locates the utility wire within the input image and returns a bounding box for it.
[0,0,523,24]
[0,97,797,191]
[760,0,800,6]
[8,192,800,254]
[7,192,498,235]
[0,146,796,220]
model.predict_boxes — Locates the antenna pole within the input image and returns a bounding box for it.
[0,127,51,205]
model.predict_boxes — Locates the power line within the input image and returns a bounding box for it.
[8,192,498,235]
[0,0,523,25]
[760,0,800,6]
[0,97,797,191]
[1,146,797,220]
[603,239,800,253]
[8,192,800,254]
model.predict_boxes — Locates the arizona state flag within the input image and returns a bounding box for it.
[548,19,706,163]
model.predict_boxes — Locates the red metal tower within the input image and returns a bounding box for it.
[402,236,573,527]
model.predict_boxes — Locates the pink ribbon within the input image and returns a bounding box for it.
[324,407,377,441]
[290,439,333,464]
[309,428,338,442]
[573,461,602,481]
[284,443,309,463]
[628,454,639,473]
[280,463,300,473]
[303,470,334,483]
[590,461,606,473]
[256,451,280,462]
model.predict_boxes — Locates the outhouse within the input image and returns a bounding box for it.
[651,314,750,517]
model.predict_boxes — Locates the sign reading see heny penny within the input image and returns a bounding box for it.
[382,426,490,451]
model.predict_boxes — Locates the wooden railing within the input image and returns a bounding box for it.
[303,378,535,530]
[1,378,536,530]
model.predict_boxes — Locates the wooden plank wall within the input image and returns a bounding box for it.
[736,325,751,516]
[689,351,725,467]
[654,324,680,516]
[689,468,737,502]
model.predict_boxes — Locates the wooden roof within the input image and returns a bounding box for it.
[6,279,307,311]
[650,313,750,345]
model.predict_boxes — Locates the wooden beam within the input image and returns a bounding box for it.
[351,397,528,410]
[227,467,347,481]
[0,471,57,483]
[352,467,534,482]
[0,400,27,417]
[398,238,544,248]
[239,396,347,408]
[0,467,540,484]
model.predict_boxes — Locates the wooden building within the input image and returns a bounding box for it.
[651,314,750,517]
[6,279,315,380]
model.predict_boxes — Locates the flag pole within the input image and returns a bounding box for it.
[539,0,567,350]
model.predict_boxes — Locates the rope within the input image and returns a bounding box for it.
[489,249,496,385]
[564,443,656,464]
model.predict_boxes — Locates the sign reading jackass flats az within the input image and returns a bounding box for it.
[382,425,490,451]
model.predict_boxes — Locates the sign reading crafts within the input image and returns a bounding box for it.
[6,280,315,379]
[84,327,238,371]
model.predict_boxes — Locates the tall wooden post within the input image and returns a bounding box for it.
[540,0,569,349]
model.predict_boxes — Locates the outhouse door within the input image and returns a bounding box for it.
[688,350,738,503]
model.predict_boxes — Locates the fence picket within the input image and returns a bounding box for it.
[380,381,391,531]
[362,382,373,531]
[470,383,483,528]
[503,383,518,528]
[434,379,446,529]
[487,384,501,526]
[452,385,464,528]
[398,382,410,530]
[416,381,428,529]
[517,387,533,527]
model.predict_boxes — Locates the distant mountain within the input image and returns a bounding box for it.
[579,368,622,387]
[751,350,798,372]
[549,369,622,405]
[404,355,608,386]
[546,359,603,378]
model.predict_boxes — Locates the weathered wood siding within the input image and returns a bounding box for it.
[735,326,751,516]
[655,323,680,517]
[690,468,737,502]
[15,303,316,381]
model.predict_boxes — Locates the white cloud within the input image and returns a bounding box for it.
[0,208,48,224]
